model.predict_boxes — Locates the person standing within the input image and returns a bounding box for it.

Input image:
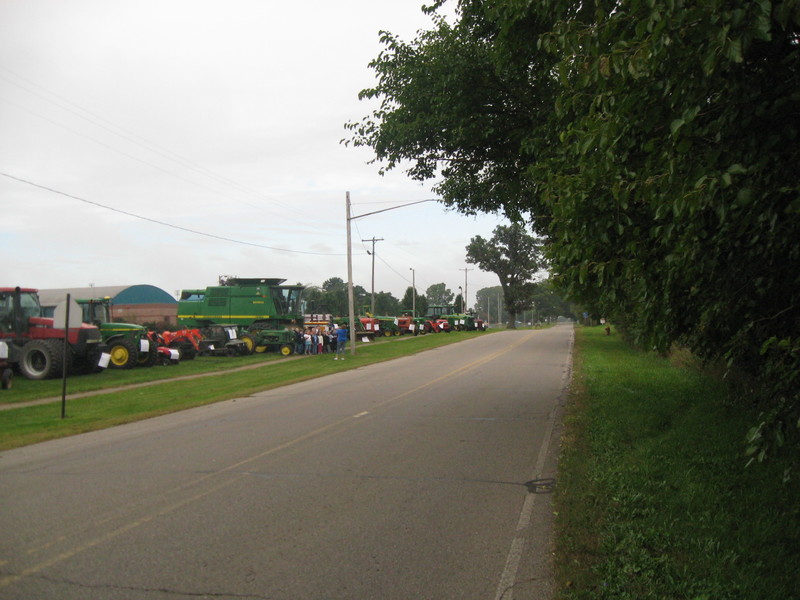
[334,324,348,360]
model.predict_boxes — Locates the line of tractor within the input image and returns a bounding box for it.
[0,278,486,388]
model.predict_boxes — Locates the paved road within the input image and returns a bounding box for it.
[0,325,573,600]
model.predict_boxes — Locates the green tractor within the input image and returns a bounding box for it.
[78,298,156,368]
[177,277,304,356]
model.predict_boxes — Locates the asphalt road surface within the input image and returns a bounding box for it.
[0,325,574,600]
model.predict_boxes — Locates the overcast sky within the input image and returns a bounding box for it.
[0,1,508,308]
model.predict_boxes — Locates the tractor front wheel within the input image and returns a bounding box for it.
[279,344,293,356]
[239,334,256,354]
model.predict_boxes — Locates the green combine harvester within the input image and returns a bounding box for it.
[177,278,304,355]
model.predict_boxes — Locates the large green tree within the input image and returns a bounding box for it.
[425,282,455,305]
[401,286,428,317]
[348,0,800,459]
[466,223,545,328]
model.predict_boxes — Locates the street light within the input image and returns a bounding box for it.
[409,267,416,317]
[346,193,436,355]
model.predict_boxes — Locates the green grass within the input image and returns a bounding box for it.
[0,330,496,450]
[556,327,800,600]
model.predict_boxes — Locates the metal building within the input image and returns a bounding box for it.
[39,284,177,326]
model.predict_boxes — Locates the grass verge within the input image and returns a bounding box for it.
[0,330,495,450]
[556,326,800,599]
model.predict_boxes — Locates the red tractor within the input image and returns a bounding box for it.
[0,287,106,380]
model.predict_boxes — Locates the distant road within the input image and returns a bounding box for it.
[0,325,573,600]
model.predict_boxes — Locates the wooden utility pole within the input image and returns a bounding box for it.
[346,192,356,355]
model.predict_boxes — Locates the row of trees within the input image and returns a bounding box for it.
[475,282,576,325]
[345,1,800,460]
[302,271,574,325]
[302,277,469,318]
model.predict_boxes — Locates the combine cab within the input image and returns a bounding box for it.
[0,287,106,380]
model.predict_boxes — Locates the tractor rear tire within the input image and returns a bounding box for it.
[19,340,64,380]
[108,338,138,369]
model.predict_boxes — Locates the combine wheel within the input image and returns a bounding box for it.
[108,338,138,369]
[239,334,256,354]
[19,340,64,380]
[279,343,293,356]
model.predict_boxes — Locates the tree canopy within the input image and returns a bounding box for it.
[347,0,800,460]
[425,282,455,305]
[466,223,546,328]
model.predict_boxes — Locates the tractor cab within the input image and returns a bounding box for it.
[78,298,112,327]
[0,288,42,337]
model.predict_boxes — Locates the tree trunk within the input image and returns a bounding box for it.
[507,310,517,329]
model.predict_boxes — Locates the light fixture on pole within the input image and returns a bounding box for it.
[409,267,416,317]
[362,237,384,315]
[459,267,473,313]
[346,194,436,356]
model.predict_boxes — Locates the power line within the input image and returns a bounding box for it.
[0,67,307,224]
[0,171,352,257]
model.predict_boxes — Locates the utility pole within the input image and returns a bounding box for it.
[346,192,356,355]
[459,267,473,312]
[362,237,384,314]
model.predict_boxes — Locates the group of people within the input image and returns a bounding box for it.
[293,323,348,359]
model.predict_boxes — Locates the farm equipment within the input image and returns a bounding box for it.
[78,298,154,369]
[160,329,202,360]
[177,278,303,355]
[373,315,402,336]
[143,331,181,365]
[0,287,107,380]
[195,325,250,357]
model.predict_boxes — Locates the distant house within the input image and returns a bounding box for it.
[39,284,178,325]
